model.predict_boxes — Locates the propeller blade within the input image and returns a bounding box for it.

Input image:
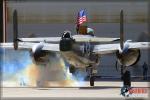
[120,10,124,50]
[13,9,18,50]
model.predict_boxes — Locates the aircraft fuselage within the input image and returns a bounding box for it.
[60,40,100,68]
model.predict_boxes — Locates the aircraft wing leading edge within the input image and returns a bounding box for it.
[19,37,120,43]
[93,42,150,55]
[0,43,60,52]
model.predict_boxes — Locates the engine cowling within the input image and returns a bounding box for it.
[116,49,141,66]
[30,43,49,63]
[59,31,75,51]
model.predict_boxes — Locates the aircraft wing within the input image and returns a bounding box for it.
[19,37,61,42]
[19,36,119,43]
[74,37,120,42]
[0,42,60,52]
[0,43,14,49]
[93,42,150,54]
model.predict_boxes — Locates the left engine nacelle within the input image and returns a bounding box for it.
[30,43,49,63]
[116,49,141,66]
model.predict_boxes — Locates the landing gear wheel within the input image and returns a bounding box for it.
[121,86,131,97]
[123,71,131,87]
[69,65,75,74]
[90,76,94,86]
[88,65,96,87]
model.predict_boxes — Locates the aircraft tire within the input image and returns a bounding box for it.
[69,65,76,74]
[90,76,94,86]
[123,71,131,87]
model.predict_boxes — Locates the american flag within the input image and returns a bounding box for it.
[77,10,87,25]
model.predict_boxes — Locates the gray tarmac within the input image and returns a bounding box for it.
[2,81,150,99]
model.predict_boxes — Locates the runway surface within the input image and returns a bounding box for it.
[2,81,150,99]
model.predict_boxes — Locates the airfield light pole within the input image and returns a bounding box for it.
[3,0,7,42]
[0,0,6,42]
[0,0,3,42]
[148,0,150,66]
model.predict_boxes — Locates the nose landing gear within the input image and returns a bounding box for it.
[90,76,95,86]
[69,65,76,74]
[87,65,97,86]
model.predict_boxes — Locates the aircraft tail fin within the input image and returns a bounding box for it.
[76,10,87,35]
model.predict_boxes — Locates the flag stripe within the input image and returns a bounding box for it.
[77,10,87,25]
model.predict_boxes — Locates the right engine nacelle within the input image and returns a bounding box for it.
[116,49,141,66]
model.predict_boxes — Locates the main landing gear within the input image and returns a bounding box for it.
[69,64,97,86]
[87,65,97,86]
[90,75,95,86]
[120,65,131,97]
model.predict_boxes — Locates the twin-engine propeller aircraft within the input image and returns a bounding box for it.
[1,9,150,86]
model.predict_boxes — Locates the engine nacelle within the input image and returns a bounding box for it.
[59,38,75,51]
[32,43,43,54]
[30,43,49,63]
[59,31,75,51]
[116,49,141,66]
